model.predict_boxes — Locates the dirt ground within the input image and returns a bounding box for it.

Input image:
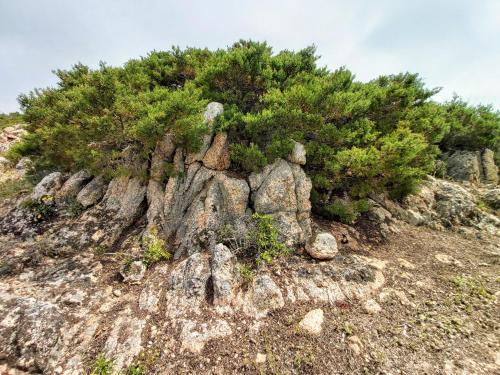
[167,223,499,375]
[0,213,498,374]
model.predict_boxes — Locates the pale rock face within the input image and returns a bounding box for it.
[204,102,224,123]
[298,308,324,335]
[211,243,237,305]
[481,188,500,209]
[251,158,312,246]
[481,149,498,184]
[250,274,285,318]
[0,297,63,371]
[163,162,250,258]
[31,172,63,201]
[103,310,145,372]
[306,232,338,260]
[445,149,498,185]
[253,159,297,213]
[186,102,224,164]
[56,170,91,203]
[179,319,232,354]
[0,124,26,154]
[76,176,107,208]
[288,141,306,165]
[445,150,482,184]
[202,132,230,170]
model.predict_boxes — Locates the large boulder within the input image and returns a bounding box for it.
[445,150,482,184]
[445,149,498,185]
[481,149,498,184]
[31,172,63,201]
[76,176,107,208]
[56,170,91,203]
[306,232,338,260]
[250,158,312,246]
[287,141,306,165]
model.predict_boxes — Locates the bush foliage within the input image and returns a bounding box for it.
[10,41,500,221]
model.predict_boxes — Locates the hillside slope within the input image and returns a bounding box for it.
[0,119,499,374]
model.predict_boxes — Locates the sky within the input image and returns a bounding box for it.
[1,0,499,112]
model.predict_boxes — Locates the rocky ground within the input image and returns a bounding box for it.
[0,115,498,374]
[0,219,498,374]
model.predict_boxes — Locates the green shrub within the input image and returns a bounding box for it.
[230,143,267,173]
[238,263,255,284]
[320,198,371,224]
[142,230,171,266]
[0,112,23,130]
[13,41,499,224]
[90,354,114,375]
[250,213,289,265]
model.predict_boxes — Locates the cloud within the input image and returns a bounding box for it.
[0,0,498,112]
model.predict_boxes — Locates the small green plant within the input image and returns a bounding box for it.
[65,196,85,217]
[477,200,487,211]
[93,245,109,257]
[250,213,289,265]
[238,263,254,284]
[142,230,171,267]
[343,322,355,336]
[27,195,57,222]
[127,362,146,375]
[450,275,494,313]
[90,354,114,375]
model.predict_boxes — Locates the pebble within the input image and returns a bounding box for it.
[113,289,122,297]
[255,353,267,364]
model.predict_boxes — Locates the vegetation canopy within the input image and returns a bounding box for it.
[6,41,500,222]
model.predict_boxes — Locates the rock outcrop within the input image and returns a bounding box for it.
[0,124,26,154]
[444,149,498,185]
[372,176,500,236]
[0,103,314,259]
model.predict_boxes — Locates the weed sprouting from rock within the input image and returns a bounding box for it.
[142,230,171,267]
[90,354,114,375]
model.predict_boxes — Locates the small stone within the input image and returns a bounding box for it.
[287,141,306,165]
[306,232,338,260]
[255,353,267,364]
[397,258,416,270]
[121,260,147,284]
[16,157,32,170]
[347,335,362,355]
[113,289,122,297]
[435,253,462,267]
[363,299,381,314]
[298,308,324,335]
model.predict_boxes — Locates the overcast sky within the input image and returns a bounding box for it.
[1,0,499,112]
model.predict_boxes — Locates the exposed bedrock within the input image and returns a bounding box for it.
[0,102,313,258]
